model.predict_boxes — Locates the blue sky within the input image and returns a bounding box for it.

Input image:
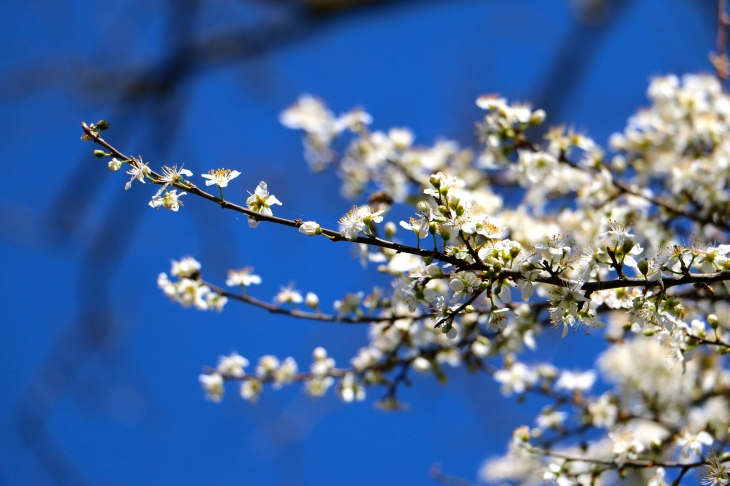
[0,1,719,484]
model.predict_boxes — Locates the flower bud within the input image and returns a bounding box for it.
[313,347,327,361]
[621,239,634,255]
[384,221,396,239]
[529,109,546,125]
[96,120,110,131]
[299,221,322,236]
[637,259,649,276]
[305,292,319,309]
[94,149,107,158]
[650,438,662,454]
[108,158,123,171]
[440,320,453,333]
[429,173,441,188]
[464,305,474,314]
[417,201,429,212]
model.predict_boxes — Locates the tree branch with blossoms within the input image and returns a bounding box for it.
[80,48,730,484]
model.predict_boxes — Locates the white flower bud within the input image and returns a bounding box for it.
[412,357,431,372]
[108,158,123,171]
[305,292,319,308]
[313,346,328,361]
[299,221,322,236]
[384,221,397,238]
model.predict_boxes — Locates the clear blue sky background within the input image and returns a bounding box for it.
[0,1,719,485]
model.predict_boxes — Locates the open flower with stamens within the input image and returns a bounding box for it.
[156,164,192,196]
[448,271,481,302]
[149,189,186,211]
[201,168,241,188]
[245,181,282,227]
[400,214,429,239]
[609,431,644,467]
[549,282,590,338]
[598,220,635,246]
[125,156,151,190]
[475,216,505,240]
[487,308,518,331]
[339,205,383,240]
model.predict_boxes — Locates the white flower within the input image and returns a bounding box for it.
[311,347,335,377]
[676,428,714,458]
[609,432,644,467]
[536,410,567,429]
[299,221,322,236]
[305,376,334,397]
[555,370,596,392]
[206,292,227,312]
[177,278,210,310]
[256,355,280,377]
[246,181,282,227]
[334,292,364,317]
[449,271,480,302]
[108,158,123,171]
[217,352,249,378]
[226,267,261,287]
[588,394,618,428]
[388,128,414,149]
[199,373,224,402]
[201,168,240,188]
[412,357,432,372]
[124,156,151,190]
[339,372,365,402]
[240,379,262,403]
[487,308,518,331]
[171,257,201,278]
[476,94,508,111]
[647,467,668,486]
[276,285,303,305]
[157,272,176,299]
[272,357,298,389]
[339,205,384,240]
[475,217,505,240]
[149,189,186,211]
[156,164,192,196]
[494,362,538,396]
[305,292,319,308]
[399,215,429,239]
[279,95,336,134]
[543,462,575,486]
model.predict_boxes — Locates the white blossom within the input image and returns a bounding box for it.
[226,267,261,287]
[217,352,249,378]
[245,181,282,227]
[199,373,224,402]
[201,168,240,187]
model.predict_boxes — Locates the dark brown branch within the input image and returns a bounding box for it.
[205,281,428,324]
[84,124,730,296]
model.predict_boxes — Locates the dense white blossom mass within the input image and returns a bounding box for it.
[82,72,730,485]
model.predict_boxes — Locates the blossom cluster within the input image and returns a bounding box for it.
[83,70,730,484]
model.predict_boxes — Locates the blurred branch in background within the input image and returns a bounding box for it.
[14,1,202,484]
